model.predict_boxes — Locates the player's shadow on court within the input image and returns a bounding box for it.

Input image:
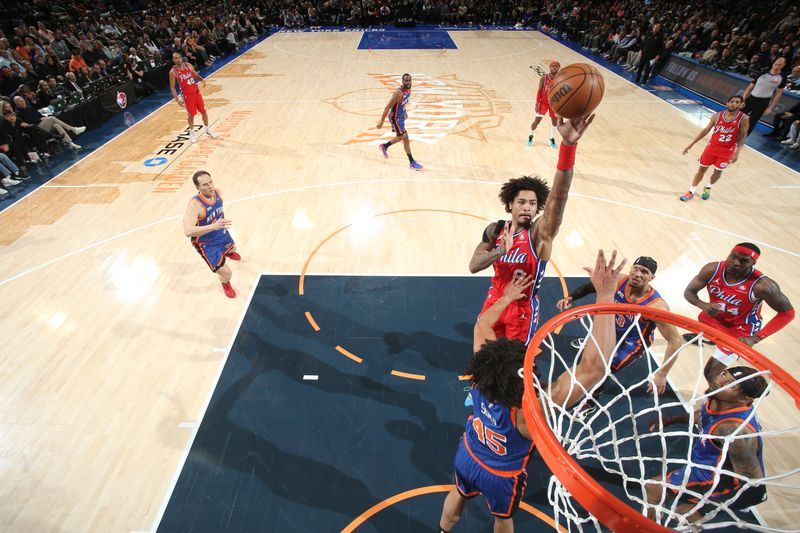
[383,330,472,374]
[249,278,474,376]
[235,328,463,442]
[185,351,431,531]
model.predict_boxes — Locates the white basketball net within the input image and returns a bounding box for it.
[529,311,800,532]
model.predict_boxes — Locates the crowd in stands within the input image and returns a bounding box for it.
[0,0,274,196]
[1,0,799,197]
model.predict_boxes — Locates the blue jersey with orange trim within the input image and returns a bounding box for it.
[192,189,229,245]
[463,387,534,475]
[701,262,765,334]
[389,87,410,120]
[614,276,663,346]
[691,400,764,480]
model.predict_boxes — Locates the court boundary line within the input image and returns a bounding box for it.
[2,177,798,288]
[147,275,260,533]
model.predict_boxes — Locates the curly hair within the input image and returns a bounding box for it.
[466,337,527,408]
[498,176,550,214]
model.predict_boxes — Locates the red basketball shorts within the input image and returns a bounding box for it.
[480,288,538,344]
[535,99,556,119]
[184,91,206,117]
[699,144,735,171]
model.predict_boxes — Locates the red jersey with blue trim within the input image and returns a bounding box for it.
[542,73,552,100]
[173,63,199,95]
[709,111,743,149]
[463,387,534,475]
[490,225,547,303]
[614,275,664,346]
[701,262,765,335]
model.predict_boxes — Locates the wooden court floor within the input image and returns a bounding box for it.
[0,30,797,532]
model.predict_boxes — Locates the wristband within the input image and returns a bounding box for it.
[557,142,577,171]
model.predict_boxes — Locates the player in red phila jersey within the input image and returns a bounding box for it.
[527,61,561,149]
[680,95,749,202]
[684,242,794,380]
[169,52,217,144]
[469,114,595,345]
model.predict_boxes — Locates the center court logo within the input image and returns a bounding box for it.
[325,73,511,145]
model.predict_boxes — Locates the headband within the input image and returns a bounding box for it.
[732,245,759,261]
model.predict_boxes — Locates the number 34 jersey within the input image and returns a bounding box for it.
[701,261,765,333]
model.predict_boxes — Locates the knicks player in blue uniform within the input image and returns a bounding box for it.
[182,170,241,298]
[557,256,683,397]
[439,249,626,533]
[645,366,768,523]
[376,73,423,170]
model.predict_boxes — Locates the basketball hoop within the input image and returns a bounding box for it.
[522,304,800,532]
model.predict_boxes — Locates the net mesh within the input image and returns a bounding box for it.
[523,305,800,533]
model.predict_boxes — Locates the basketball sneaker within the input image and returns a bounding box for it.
[701,186,712,200]
[226,251,241,261]
[206,128,218,139]
[222,282,236,298]
[527,135,533,146]
[379,144,389,158]
[189,130,198,144]
[550,138,557,149]
[410,161,423,171]
[679,191,694,202]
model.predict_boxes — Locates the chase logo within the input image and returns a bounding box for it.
[144,157,168,167]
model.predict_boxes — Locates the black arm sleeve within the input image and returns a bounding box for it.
[569,282,596,302]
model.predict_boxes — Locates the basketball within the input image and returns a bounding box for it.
[547,63,605,119]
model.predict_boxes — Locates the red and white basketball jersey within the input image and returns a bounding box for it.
[702,261,765,332]
[708,111,743,149]
[173,63,199,95]
[542,73,552,100]
[490,225,546,301]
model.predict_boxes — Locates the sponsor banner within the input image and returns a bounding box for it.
[660,56,800,126]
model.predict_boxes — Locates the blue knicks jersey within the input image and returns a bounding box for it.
[192,189,228,245]
[691,401,764,481]
[390,87,410,120]
[614,276,663,346]
[463,387,534,475]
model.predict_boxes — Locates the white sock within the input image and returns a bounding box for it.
[529,129,535,136]
[689,186,697,194]
[705,184,712,189]
[550,125,557,140]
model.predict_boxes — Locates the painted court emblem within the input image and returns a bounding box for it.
[326,73,511,145]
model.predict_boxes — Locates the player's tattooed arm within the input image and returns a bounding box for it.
[684,262,721,315]
[535,114,594,260]
[739,276,795,346]
[715,423,764,480]
[469,221,508,273]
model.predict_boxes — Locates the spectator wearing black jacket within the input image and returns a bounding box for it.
[636,23,665,84]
